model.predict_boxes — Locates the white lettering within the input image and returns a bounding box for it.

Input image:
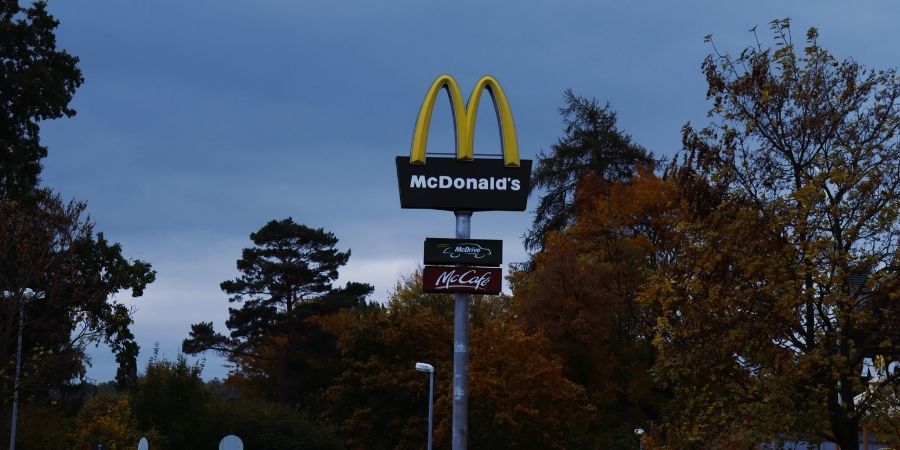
[434,269,492,291]
[410,175,427,188]
[407,174,524,193]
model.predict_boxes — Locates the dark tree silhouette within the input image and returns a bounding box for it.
[525,90,655,253]
[0,0,83,201]
[183,218,371,404]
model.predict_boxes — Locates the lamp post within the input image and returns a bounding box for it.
[416,362,434,450]
[634,428,645,450]
[2,288,44,450]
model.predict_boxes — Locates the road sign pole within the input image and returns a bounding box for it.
[452,210,471,450]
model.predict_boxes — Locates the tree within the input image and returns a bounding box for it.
[1,3,155,446]
[129,351,343,450]
[645,19,900,449]
[325,271,594,450]
[182,218,371,404]
[512,170,679,448]
[0,190,155,441]
[525,90,656,253]
[204,397,343,450]
[69,393,157,450]
[2,0,153,388]
[1,0,83,200]
[322,273,453,450]
[130,350,208,449]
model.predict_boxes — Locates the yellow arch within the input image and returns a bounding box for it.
[410,74,520,167]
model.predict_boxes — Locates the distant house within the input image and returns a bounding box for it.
[764,430,891,449]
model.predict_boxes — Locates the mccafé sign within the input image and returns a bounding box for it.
[422,266,502,295]
[396,74,532,211]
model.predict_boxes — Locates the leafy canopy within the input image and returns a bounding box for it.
[0,0,83,200]
[646,19,900,449]
[183,218,370,404]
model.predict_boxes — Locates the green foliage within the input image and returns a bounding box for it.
[131,350,208,449]
[0,0,83,200]
[205,397,343,450]
[526,90,656,253]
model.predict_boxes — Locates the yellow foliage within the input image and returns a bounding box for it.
[69,394,158,450]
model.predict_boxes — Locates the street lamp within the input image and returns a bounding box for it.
[2,288,44,450]
[415,362,434,450]
[634,428,645,450]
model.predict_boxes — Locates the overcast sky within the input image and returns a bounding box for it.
[37,0,900,381]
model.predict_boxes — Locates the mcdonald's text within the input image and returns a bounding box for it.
[396,156,531,211]
[409,175,521,191]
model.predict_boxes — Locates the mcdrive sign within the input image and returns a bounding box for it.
[424,238,502,266]
[396,74,532,212]
[422,266,502,295]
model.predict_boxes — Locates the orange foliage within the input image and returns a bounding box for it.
[512,169,680,445]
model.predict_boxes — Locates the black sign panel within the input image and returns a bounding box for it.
[396,156,532,211]
[424,238,502,266]
[422,266,502,294]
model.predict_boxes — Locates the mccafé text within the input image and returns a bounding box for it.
[434,269,492,291]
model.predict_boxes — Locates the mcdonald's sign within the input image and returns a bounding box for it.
[396,75,532,211]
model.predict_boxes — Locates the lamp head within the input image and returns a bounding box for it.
[415,362,434,373]
[23,288,44,299]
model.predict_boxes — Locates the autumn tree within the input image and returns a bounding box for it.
[322,273,451,450]
[645,19,900,449]
[182,218,372,405]
[325,271,594,450]
[525,90,656,253]
[2,0,154,427]
[512,170,679,448]
[0,189,155,444]
[69,393,156,450]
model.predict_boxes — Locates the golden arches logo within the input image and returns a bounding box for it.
[410,75,520,167]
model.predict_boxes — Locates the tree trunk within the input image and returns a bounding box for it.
[276,346,289,405]
[832,419,860,450]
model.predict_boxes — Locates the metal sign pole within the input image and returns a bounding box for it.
[452,210,471,450]
[9,296,24,450]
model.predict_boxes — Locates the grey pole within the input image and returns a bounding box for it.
[427,369,434,450]
[635,428,645,450]
[452,211,471,450]
[415,362,435,450]
[9,294,24,450]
